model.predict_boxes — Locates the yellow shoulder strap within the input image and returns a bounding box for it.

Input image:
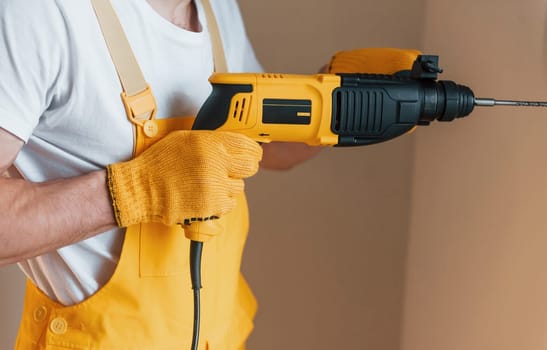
[90,0,227,126]
[91,0,156,127]
[91,0,148,97]
[200,0,227,73]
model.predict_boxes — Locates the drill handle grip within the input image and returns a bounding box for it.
[193,83,253,131]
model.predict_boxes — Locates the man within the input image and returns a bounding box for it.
[0,0,320,348]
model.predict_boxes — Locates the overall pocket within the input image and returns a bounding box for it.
[139,222,189,277]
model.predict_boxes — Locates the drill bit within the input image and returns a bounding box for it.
[475,98,547,107]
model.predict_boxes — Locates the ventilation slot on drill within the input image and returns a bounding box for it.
[230,96,251,126]
[333,88,384,135]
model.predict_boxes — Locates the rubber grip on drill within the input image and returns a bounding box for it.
[182,220,223,243]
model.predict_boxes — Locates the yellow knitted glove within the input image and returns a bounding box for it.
[328,48,421,74]
[106,130,263,227]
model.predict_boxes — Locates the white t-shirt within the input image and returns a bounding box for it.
[0,0,262,305]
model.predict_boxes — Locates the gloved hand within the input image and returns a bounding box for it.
[106,130,263,227]
[328,48,421,74]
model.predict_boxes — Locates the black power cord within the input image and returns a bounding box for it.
[189,240,203,350]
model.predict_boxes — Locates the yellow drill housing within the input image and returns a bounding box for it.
[194,72,343,145]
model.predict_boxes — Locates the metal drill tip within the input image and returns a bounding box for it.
[475,98,547,107]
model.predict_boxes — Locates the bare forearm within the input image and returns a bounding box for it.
[0,170,117,265]
[260,142,323,170]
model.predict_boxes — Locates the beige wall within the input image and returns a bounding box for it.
[0,265,24,347]
[0,0,427,349]
[402,1,547,350]
[239,0,423,349]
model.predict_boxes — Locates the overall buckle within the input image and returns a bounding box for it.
[121,86,158,137]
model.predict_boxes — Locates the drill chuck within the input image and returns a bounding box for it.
[420,80,475,122]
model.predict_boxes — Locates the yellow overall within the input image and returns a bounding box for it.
[14,1,256,349]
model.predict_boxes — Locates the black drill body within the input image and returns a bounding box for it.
[332,55,476,146]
